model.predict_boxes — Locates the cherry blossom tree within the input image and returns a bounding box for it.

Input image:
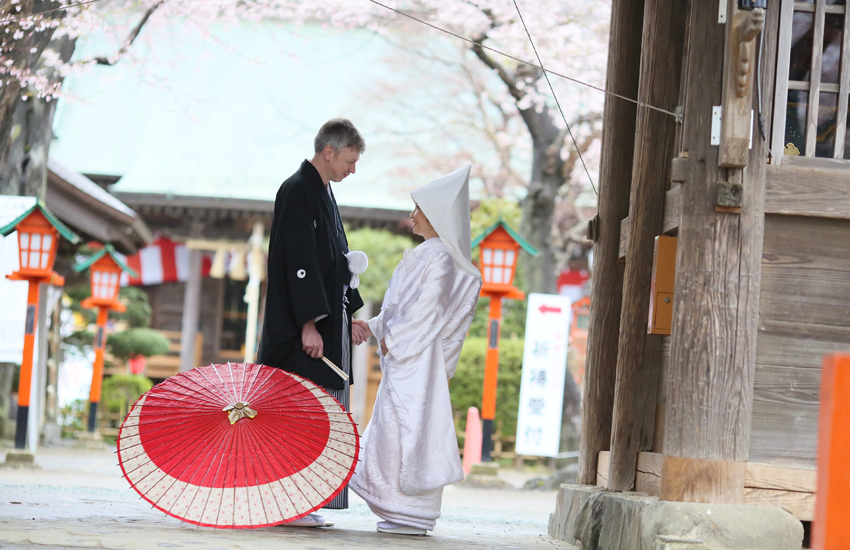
[1,0,608,293]
[351,0,609,292]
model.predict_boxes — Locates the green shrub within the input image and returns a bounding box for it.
[106,328,170,362]
[450,336,525,438]
[102,374,153,413]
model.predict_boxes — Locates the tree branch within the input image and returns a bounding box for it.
[80,1,163,66]
[470,33,523,103]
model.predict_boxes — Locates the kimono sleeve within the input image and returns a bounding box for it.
[383,252,455,362]
[367,310,386,343]
[278,185,331,326]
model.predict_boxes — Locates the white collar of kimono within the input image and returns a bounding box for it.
[409,164,482,281]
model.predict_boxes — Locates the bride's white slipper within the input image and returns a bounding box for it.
[284,513,333,528]
[376,520,427,536]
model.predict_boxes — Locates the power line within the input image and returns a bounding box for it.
[512,0,597,196]
[0,0,104,25]
[364,0,679,120]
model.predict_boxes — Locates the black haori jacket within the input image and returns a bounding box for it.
[258,160,363,390]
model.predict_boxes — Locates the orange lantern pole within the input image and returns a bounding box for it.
[480,294,504,459]
[74,244,135,433]
[472,219,538,462]
[88,307,110,432]
[14,278,43,449]
[0,200,80,449]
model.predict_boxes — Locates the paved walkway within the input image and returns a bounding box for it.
[0,447,567,549]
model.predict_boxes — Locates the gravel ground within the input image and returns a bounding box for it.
[0,447,567,550]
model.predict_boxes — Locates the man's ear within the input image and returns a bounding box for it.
[323,145,335,161]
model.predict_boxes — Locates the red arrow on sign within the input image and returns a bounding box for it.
[538,305,562,314]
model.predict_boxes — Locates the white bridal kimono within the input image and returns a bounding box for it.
[349,237,481,530]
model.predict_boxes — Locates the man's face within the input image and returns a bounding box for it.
[325,146,360,183]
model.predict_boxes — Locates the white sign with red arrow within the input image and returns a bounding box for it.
[515,292,573,457]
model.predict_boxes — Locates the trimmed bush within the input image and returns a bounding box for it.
[102,374,153,414]
[450,336,524,438]
[106,328,170,362]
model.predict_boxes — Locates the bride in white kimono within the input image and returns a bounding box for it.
[350,165,482,536]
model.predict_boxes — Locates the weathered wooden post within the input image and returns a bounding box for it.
[578,0,644,486]
[607,0,688,492]
[660,0,767,504]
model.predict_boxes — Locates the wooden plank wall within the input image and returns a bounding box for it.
[145,279,224,363]
[750,214,850,466]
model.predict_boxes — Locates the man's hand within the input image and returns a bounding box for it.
[380,338,388,356]
[351,319,372,346]
[302,320,323,359]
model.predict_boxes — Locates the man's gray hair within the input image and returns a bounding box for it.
[314,118,366,154]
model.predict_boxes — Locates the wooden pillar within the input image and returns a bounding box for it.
[243,222,264,364]
[351,300,373,429]
[578,0,645,485]
[179,248,203,372]
[660,0,767,504]
[607,0,688,492]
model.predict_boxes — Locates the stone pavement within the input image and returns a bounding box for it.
[0,447,568,549]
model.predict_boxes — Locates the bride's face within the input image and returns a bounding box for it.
[410,203,437,238]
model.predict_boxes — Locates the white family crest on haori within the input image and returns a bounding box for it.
[350,166,482,531]
[117,363,359,529]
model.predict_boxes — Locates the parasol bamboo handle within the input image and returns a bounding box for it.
[321,356,349,381]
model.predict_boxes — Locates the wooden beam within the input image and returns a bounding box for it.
[662,0,768,503]
[578,0,645,485]
[660,455,746,504]
[597,450,611,488]
[765,165,850,219]
[618,217,629,260]
[744,488,815,521]
[771,0,795,165]
[805,0,826,157]
[836,3,850,159]
[719,5,765,167]
[179,249,203,373]
[745,462,817,493]
[635,451,663,496]
[608,0,687,491]
[662,185,680,235]
[635,451,817,520]
[619,186,681,262]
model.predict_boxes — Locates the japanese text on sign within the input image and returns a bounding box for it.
[515,293,572,457]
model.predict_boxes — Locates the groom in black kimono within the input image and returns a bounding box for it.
[258,118,368,525]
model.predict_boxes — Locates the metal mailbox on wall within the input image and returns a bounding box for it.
[648,236,677,335]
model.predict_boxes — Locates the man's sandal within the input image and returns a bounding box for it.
[284,513,333,528]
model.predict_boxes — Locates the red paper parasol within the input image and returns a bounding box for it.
[117,363,359,529]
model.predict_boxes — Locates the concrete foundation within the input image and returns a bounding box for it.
[456,462,512,489]
[549,484,804,550]
[73,431,109,450]
[1,450,39,469]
